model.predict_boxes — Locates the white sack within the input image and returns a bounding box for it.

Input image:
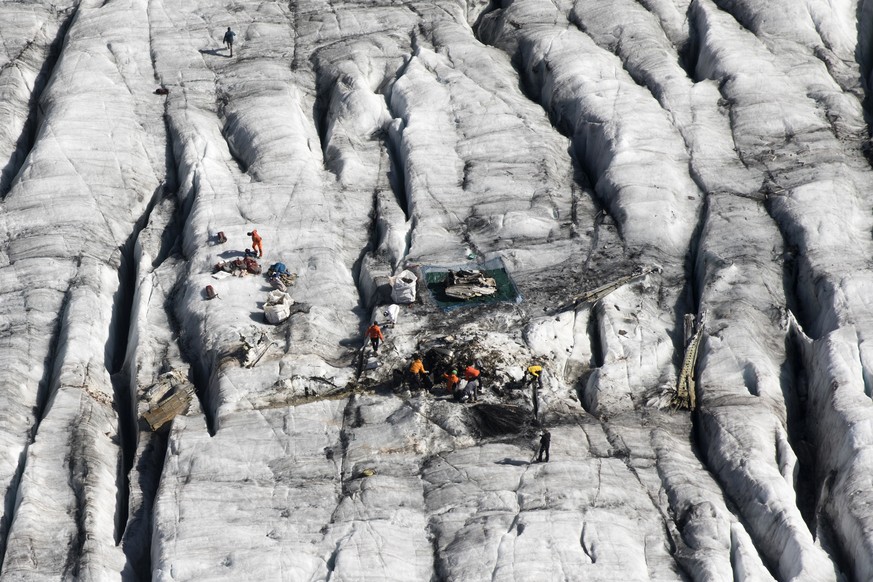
[390,270,417,304]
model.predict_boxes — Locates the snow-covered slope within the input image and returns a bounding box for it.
[1,0,872,579]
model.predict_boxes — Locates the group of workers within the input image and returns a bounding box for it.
[417,353,551,461]
[403,353,543,405]
[356,278,553,461]
[402,354,481,402]
[227,226,556,462]
[438,363,482,403]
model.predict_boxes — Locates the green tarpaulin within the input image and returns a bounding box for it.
[422,258,522,311]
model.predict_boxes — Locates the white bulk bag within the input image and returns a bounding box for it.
[390,270,417,304]
[267,290,291,305]
[264,302,291,324]
[264,291,294,324]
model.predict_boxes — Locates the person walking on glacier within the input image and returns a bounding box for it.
[366,322,384,354]
[223,27,236,56]
[537,430,551,463]
[247,229,262,258]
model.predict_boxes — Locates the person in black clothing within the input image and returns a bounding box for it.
[223,27,236,56]
[537,430,551,463]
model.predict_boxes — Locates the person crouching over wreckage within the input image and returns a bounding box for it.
[408,354,430,389]
[442,369,460,396]
[464,363,481,402]
[525,364,543,386]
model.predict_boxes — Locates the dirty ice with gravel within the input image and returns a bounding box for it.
[1,0,873,580]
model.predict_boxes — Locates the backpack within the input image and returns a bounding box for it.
[244,258,262,274]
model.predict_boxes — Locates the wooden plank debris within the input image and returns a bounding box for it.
[674,312,705,410]
[143,385,195,431]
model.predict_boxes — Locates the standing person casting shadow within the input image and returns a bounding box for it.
[247,229,263,258]
[223,27,236,57]
[537,430,551,463]
[366,321,384,354]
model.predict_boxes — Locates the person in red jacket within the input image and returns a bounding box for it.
[247,229,263,258]
[464,364,481,402]
[366,322,384,353]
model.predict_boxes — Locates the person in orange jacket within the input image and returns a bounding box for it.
[366,322,384,353]
[442,369,460,395]
[408,354,429,389]
[247,229,263,258]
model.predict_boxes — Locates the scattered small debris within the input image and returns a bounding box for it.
[214,257,262,277]
[240,327,271,366]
